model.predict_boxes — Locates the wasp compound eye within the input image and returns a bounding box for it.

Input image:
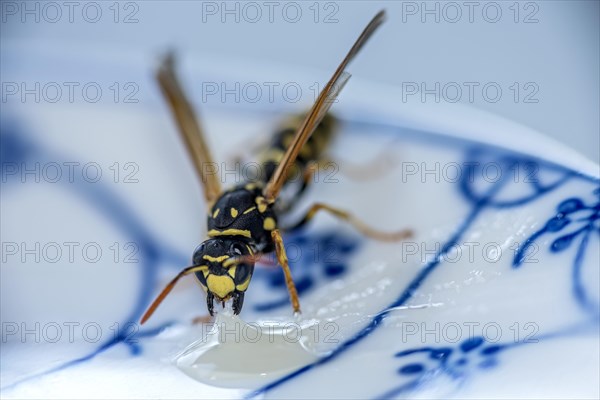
[230,242,245,256]
[192,243,206,265]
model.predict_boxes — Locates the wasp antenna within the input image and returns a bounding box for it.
[140,265,208,325]
[223,254,265,268]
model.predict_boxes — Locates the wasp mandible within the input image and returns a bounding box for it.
[141,10,412,324]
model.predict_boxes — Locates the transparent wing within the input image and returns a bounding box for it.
[157,53,222,203]
[263,10,387,202]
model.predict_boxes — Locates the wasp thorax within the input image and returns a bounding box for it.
[192,238,255,315]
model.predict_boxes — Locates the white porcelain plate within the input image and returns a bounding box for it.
[1,45,599,399]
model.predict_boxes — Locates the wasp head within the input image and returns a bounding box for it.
[192,238,255,315]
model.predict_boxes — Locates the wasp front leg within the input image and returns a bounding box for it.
[232,291,245,315]
[271,229,301,314]
[206,291,215,316]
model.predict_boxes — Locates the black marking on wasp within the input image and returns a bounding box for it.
[140,10,412,324]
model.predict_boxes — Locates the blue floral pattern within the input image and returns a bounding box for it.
[247,147,600,398]
[379,337,503,397]
[514,188,600,315]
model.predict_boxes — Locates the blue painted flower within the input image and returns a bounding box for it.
[380,336,509,398]
[513,188,600,314]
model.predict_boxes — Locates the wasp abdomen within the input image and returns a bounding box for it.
[260,113,337,183]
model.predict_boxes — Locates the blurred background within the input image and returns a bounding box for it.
[2,0,598,163]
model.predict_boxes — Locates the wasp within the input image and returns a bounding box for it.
[140,10,412,324]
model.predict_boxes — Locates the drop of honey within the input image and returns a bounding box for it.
[175,312,319,388]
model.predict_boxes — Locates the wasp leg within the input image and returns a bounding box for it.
[300,153,398,184]
[303,160,320,183]
[206,291,215,316]
[232,291,245,315]
[276,161,320,215]
[271,229,301,314]
[291,161,319,196]
[284,202,413,242]
[192,315,213,324]
[321,149,398,182]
